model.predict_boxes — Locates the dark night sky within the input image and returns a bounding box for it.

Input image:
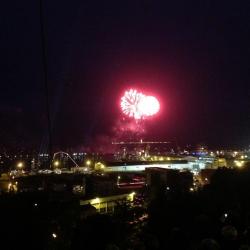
[1,0,250,151]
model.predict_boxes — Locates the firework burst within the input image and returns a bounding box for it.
[120,89,160,119]
[120,89,145,119]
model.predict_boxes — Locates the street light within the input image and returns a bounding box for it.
[52,233,57,239]
[86,160,91,166]
[53,160,60,167]
[117,175,121,185]
[17,162,24,169]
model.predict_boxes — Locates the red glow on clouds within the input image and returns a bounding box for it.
[120,89,160,119]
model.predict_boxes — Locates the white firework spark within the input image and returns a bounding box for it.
[120,89,145,119]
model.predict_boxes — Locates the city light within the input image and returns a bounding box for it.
[17,162,24,168]
[52,233,57,239]
[129,192,136,201]
[86,160,91,166]
[92,197,100,203]
[53,161,60,167]
[127,192,136,202]
[234,160,244,168]
[95,162,106,170]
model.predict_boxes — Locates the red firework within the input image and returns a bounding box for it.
[120,89,160,119]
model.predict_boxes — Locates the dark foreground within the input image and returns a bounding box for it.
[1,167,250,250]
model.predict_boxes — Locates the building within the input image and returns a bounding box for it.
[80,192,136,213]
[102,159,206,173]
[145,167,193,192]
